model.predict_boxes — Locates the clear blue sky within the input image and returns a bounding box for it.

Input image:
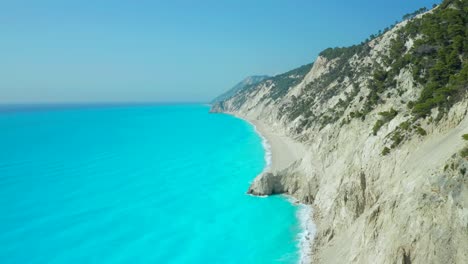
[1,0,438,103]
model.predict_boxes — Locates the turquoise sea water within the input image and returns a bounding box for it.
[0,104,300,263]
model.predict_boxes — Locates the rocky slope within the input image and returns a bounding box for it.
[211,75,269,104]
[211,1,468,263]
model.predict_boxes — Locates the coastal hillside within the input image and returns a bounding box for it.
[211,75,269,103]
[211,0,468,263]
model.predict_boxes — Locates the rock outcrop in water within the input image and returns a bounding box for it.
[212,1,468,263]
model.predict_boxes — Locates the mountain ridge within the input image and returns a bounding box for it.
[211,75,269,104]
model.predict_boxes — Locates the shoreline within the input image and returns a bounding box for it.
[229,113,315,264]
[243,118,305,173]
[248,119,273,173]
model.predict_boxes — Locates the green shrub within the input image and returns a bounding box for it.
[461,147,468,158]
[400,121,411,131]
[462,134,468,141]
[372,108,398,135]
[382,147,390,156]
[373,120,385,135]
[416,126,427,136]
[391,131,404,148]
[379,108,398,119]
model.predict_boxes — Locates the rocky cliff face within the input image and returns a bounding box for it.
[211,1,467,263]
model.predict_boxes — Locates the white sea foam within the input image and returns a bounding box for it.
[247,193,269,198]
[296,204,316,264]
[244,119,272,171]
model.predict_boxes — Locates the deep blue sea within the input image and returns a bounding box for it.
[0,104,300,263]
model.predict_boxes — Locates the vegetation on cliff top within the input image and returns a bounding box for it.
[358,0,467,120]
[213,0,466,149]
[268,63,313,100]
[398,0,466,118]
[285,0,466,138]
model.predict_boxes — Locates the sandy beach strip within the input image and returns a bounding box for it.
[248,119,305,172]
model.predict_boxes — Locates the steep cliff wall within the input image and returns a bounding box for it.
[211,1,468,263]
